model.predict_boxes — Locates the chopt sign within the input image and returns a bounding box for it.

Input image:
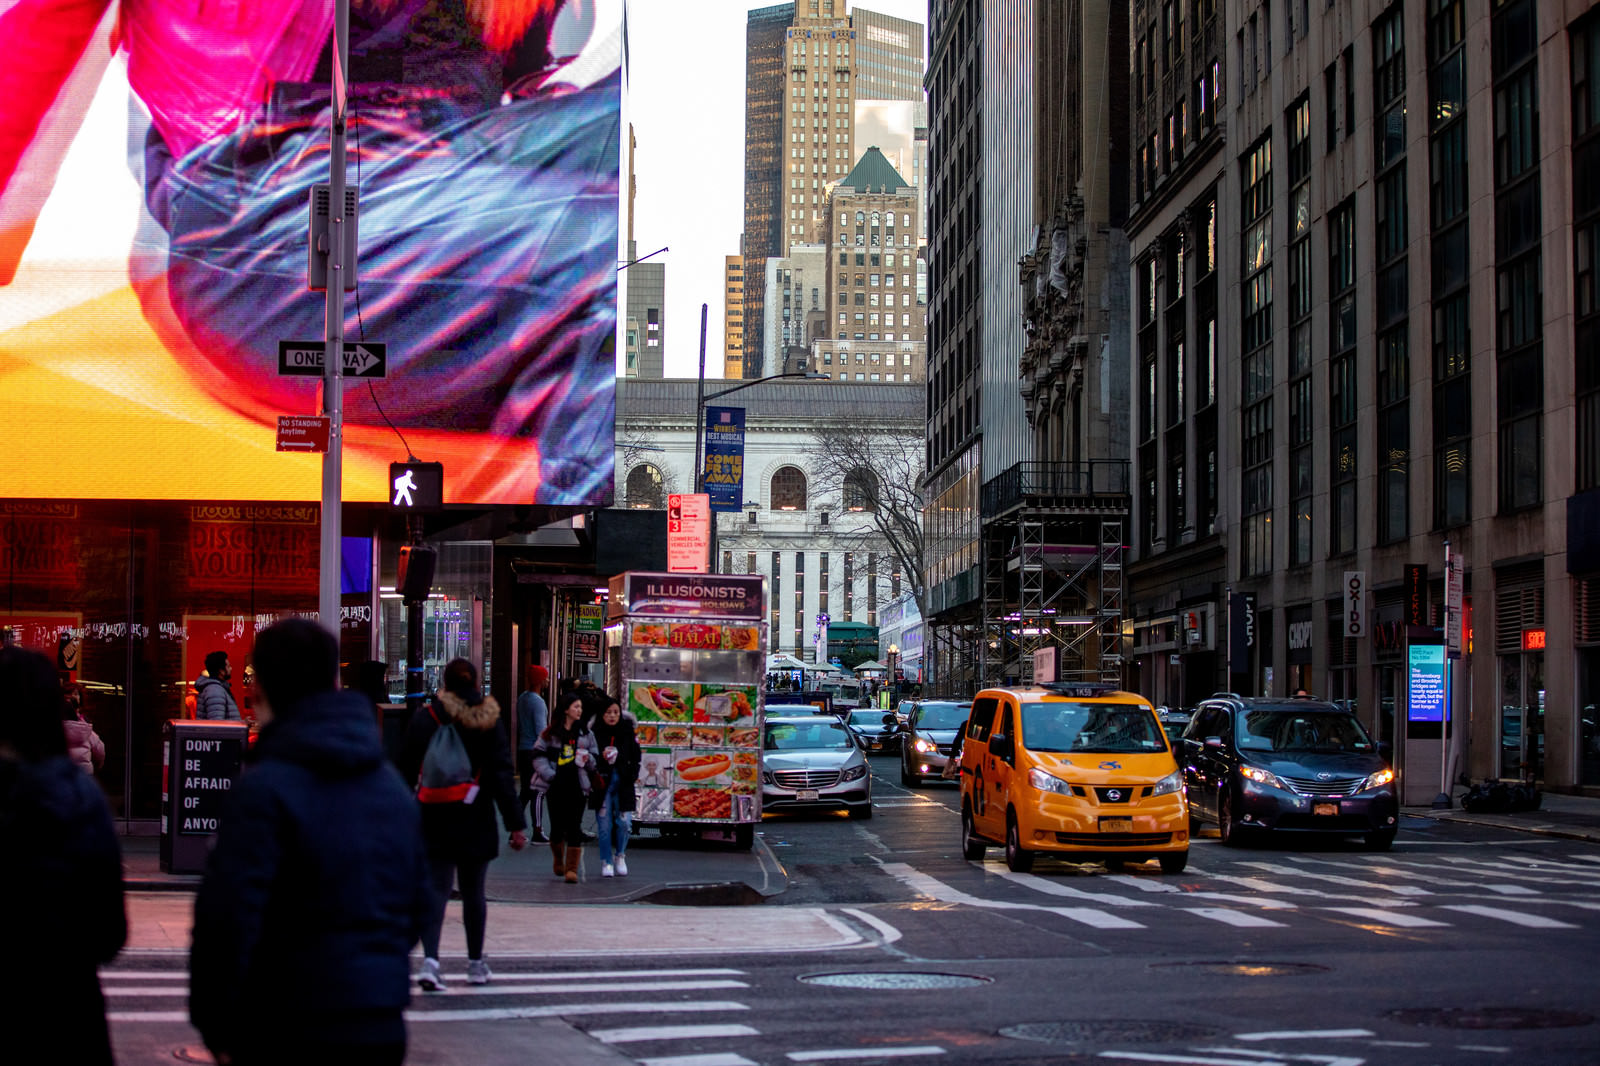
[178,735,244,834]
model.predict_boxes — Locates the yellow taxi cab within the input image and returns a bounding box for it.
[957,682,1189,873]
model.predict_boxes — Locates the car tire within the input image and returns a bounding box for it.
[902,762,920,787]
[961,804,986,861]
[849,802,873,819]
[1158,850,1189,874]
[1219,790,1248,848]
[1004,812,1034,873]
[1104,857,1129,872]
[1363,829,1396,851]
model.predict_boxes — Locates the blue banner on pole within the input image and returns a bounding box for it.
[703,406,746,512]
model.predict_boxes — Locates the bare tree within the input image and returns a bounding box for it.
[804,421,927,622]
[615,430,680,508]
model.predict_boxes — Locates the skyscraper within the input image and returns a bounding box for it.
[742,3,797,380]
[851,7,925,101]
[724,254,746,378]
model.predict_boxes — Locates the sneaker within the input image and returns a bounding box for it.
[529,829,549,843]
[418,958,446,992]
[467,958,492,986]
[601,862,615,878]
[615,854,628,877]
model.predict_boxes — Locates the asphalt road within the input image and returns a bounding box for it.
[108,752,1600,1065]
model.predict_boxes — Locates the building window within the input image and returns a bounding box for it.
[1328,199,1358,556]
[771,466,808,510]
[1431,0,1471,525]
[625,464,664,510]
[1374,4,1409,544]
[1577,11,1600,489]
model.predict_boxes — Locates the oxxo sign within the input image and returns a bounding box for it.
[1344,571,1366,638]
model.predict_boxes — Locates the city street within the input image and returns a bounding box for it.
[110,753,1600,1065]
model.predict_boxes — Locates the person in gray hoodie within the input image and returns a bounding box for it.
[194,650,241,720]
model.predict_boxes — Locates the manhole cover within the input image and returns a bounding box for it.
[1001,1021,1224,1044]
[799,971,992,990]
[1386,1007,1595,1031]
[1149,960,1329,977]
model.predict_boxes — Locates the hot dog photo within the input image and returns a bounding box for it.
[675,751,733,784]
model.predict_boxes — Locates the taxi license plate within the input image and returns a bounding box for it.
[797,789,820,801]
[1313,802,1339,816]
[1099,817,1133,833]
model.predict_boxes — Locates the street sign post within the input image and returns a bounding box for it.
[666,493,711,573]
[278,340,387,378]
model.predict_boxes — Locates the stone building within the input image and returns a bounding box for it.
[824,146,925,352]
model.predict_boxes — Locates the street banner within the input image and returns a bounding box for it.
[702,406,746,512]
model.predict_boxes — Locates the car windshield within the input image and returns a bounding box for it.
[766,721,854,751]
[1238,710,1375,753]
[848,711,885,726]
[1019,701,1167,754]
[915,703,969,729]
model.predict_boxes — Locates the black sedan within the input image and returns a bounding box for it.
[1180,696,1399,850]
[844,709,901,754]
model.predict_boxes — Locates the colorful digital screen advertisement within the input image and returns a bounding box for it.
[0,0,621,505]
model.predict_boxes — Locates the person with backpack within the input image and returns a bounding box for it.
[531,691,598,883]
[397,658,526,992]
[588,694,640,878]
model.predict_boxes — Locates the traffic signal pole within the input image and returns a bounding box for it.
[319,0,351,638]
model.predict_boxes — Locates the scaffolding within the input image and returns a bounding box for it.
[976,461,1131,689]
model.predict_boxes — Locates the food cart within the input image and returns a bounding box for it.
[606,571,767,849]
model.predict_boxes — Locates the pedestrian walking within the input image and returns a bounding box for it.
[588,695,640,878]
[194,650,241,720]
[189,618,430,1066]
[61,679,105,775]
[531,690,598,883]
[397,658,527,991]
[516,664,551,842]
[0,647,125,1065]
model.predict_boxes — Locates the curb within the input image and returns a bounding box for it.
[1402,808,1600,845]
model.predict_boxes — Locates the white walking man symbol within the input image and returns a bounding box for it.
[393,468,418,508]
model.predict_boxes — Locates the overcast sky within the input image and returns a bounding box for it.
[626,0,929,379]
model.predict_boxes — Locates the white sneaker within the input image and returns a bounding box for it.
[615,854,628,877]
[418,957,446,992]
[601,862,615,878]
[467,958,492,985]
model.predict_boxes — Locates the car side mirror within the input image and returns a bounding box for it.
[989,733,1013,760]
[883,713,898,727]
[1204,736,1225,749]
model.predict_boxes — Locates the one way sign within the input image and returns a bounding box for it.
[277,340,387,378]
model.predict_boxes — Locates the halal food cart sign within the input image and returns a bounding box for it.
[622,573,766,620]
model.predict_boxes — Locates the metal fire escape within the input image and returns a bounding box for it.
[1098,519,1124,684]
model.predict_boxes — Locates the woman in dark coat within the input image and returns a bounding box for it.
[0,647,126,1064]
[588,694,640,878]
[530,691,598,883]
[397,658,526,991]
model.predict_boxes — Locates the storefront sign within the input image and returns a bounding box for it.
[1033,646,1056,685]
[1407,641,1447,723]
[1228,592,1255,673]
[1522,628,1546,651]
[666,493,711,573]
[0,503,81,586]
[1405,564,1428,626]
[572,630,602,661]
[575,603,604,632]
[619,572,766,620]
[188,506,319,592]
[702,407,746,513]
[1287,611,1314,665]
[1343,571,1366,637]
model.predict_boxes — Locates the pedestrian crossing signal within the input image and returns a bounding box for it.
[389,462,444,511]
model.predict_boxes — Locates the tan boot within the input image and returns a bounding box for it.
[564,845,582,883]
[551,840,565,878]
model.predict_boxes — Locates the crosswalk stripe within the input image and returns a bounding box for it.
[639,1055,759,1066]
[592,1024,760,1044]
[106,979,747,999]
[1205,871,1418,907]
[1239,860,1431,896]
[1049,907,1147,929]
[1184,908,1287,928]
[110,1000,754,1025]
[788,1047,946,1061]
[1439,905,1579,929]
[986,865,1160,907]
[1323,906,1450,928]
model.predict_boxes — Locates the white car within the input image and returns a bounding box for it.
[762,716,873,819]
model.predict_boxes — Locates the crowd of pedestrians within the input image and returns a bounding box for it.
[0,618,638,1063]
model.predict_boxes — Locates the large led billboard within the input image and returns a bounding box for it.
[0,0,620,505]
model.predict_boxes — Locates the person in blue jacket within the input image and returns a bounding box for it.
[190,618,431,1066]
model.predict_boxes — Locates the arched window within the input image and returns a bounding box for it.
[870,211,881,227]
[855,210,866,224]
[843,468,877,512]
[771,466,807,510]
[626,464,664,509]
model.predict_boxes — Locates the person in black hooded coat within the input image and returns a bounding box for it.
[189,619,431,1066]
[396,657,526,990]
[0,646,125,1066]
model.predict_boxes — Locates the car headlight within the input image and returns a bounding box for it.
[913,736,936,753]
[1149,769,1184,796]
[1239,765,1289,790]
[1360,767,1395,791]
[841,763,868,781]
[1026,767,1074,795]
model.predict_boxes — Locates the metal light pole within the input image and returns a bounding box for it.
[318,0,352,637]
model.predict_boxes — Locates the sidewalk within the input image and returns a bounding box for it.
[122,828,790,904]
[1404,790,1600,844]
